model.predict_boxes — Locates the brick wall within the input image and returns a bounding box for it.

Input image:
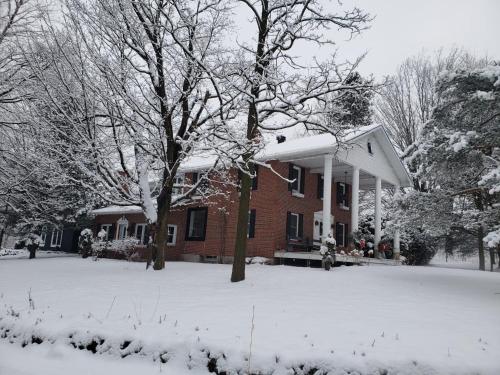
[94,160,352,261]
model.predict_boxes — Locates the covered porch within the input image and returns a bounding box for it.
[276,126,412,262]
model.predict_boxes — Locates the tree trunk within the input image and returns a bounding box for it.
[0,227,4,249]
[28,245,37,259]
[154,191,172,270]
[489,248,495,272]
[231,160,253,282]
[478,225,485,271]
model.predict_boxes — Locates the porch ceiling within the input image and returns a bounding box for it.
[284,155,394,189]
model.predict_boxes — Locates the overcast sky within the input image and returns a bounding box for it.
[233,0,500,79]
[327,0,500,78]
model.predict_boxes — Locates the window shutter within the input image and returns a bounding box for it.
[300,167,305,194]
[110,224,116,241]
[344,223,349,244]
[317,175,323,199]
[129,223,136,238]
[286,211,291,239]
[298,213,304,239]
[345,184,350,207]
[144,224,150,245]
[192,172,199,184]
[335,222,342,246]
[288,164,294,191]
[248,209,256,238]
[336,182,343,204]
[252,164,259,190]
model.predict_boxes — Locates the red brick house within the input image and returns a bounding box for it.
[92,125,412,263]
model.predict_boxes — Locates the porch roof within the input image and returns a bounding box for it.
[181,124,412,188]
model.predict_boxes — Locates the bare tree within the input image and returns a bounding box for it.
[375,48,489,156]
[15,0,237,269]
[227,0,372,282]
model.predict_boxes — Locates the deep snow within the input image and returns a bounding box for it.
[0,258,499,374]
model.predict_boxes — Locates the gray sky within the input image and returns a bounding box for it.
[233,0,500,79]
[329,0,500,78]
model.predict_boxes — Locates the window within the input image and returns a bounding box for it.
[287,212,303,239]
[289,164,305,196]
[367,141,373,155]
[50,229,63,247]
[317,175,324,199]
[101,224,112,241]
[335,222,348,247]
[192,172,208,194]
[116,217,128,240]
[337,182,349,208]
[237,165,259,191]
[186,207,208,241]
[167,225,177,246]
[135,223,147,244]
[173,174,185,195]
[247,209,256,238]
[40,226,47,244]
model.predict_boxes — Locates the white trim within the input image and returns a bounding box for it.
[289,213,300,238]
[167,224,177,246]
[101,224,112,241]
[135,223,147,244]
[291,165,302,196]
[337,222,346,247]
[322,154,333,241]
[116,216,129,240]
[50,229,62,247]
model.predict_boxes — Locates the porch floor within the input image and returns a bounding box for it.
[274,250,402,266]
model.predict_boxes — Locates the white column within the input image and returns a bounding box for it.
[374,176,382,256]
[322,155,333,240]
[351,166,360,233]
[393,184,400,259]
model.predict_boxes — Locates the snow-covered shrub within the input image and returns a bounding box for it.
[245,256,271,265]
[24,233,44,259]
[78,229,94,258]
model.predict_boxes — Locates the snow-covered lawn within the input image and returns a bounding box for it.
[0,248,76,260]
[1,258,499,374]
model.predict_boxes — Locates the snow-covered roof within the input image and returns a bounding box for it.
[181,124,379,171]
[90,205,143,215]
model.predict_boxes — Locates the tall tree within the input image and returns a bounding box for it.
[396,64,500,270]
[21,0,235,269]
[228,0,372,282]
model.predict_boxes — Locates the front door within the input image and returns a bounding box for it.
[313,211,334,246]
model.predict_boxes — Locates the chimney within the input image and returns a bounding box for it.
[276,135,286,144]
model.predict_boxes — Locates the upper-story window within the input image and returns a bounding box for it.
[289,164,305,197]
[192,172,209,194]
[173,174,185,195]
[337,182,349,209]
[367,141,373,155]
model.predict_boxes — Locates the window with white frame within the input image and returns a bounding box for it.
[291,165,302,195]
[173,174,185,195]
[337,182,348,208]
[135,223,147,244]
[50,229,63,247]
[288,213,300,239]
[100,224,112,241]
[116,217,128,240]
[167,225,177,246]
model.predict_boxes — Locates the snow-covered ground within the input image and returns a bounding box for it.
[430,250,499,271]
[0,248,76,260]
[1,258,499,374]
